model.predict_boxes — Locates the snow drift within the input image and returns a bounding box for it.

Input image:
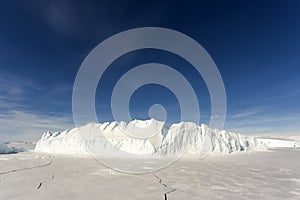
[35,119,267,157]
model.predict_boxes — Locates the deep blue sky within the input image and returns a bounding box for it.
[0,0,300,141]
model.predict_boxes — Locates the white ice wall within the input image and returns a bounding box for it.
[35,119,267,157]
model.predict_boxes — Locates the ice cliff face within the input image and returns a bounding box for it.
[35,119,266,157]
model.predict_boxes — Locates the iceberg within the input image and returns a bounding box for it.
[35,119,267,157]
[0,142,25,154]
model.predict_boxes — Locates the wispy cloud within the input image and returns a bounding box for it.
[0,108,73,142]
[231,110,261,119]
[230,106,265,119]
[225,113,300,136]
[22,0,168,41]
[0,70,73,142]
[0,70,41,101]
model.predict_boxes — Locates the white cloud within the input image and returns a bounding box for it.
[225,113,300,136]
[0,70,74,142]
[230,107,266,119]
[0,109,73,142]
[231,110,261,119]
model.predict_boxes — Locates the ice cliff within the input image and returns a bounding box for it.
[35,119,267,157]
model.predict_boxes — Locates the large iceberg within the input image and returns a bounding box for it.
[35,119,267,157]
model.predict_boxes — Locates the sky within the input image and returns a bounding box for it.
[0,0,300,141]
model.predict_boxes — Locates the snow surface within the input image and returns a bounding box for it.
[0,148,299,200]
[35,119,267,157]
[257,138,300,148]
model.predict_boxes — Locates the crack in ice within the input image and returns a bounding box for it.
[153,173,176,200]
[37,174,55,189]
[0,160,53,176]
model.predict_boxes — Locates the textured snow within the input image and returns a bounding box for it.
[35,119,267,157]
[1,148,299,200]
[257,138,300,148]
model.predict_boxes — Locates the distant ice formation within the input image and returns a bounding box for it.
[35,119,268,157]
[256,138,300,148]
[0,142,25,154]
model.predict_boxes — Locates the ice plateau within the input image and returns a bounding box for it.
[35,119,268,157]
